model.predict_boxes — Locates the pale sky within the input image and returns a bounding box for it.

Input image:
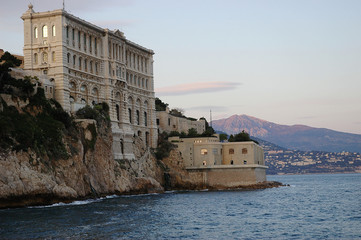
[1,0,361,134]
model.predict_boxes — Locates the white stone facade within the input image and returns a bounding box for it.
[21,5,158,160]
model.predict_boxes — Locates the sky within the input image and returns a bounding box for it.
[1,0,361,134]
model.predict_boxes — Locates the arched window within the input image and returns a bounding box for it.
[201,149,208,155]
[42,25,48,37]
[52,25,56,37]
[34,53,38,64]
[229,148,234,154]
[138,131,141,137]
[34,27,38,38]
[69,96,75,103]
[69,82,76,91]
[81,98,86,104]
[80,85,86,93]
[242,148,248,154]
[42,52,48,63]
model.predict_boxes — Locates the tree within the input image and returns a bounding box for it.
[187,128,198,137]
[155,97,168,111]
[170,108,184,117]
[228,130,251,142]
[219,133,228,141]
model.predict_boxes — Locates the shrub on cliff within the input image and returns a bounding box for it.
[75,102,110,128]
[0,52,72,159]
[154,132,175,160]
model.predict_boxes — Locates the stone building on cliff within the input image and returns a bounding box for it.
[168,136,267,186]
[21,4,157,160]
[156,107,206,135]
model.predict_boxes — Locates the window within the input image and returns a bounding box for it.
[229,148,234,154]
[34,53,38,64]
[69,96,75,103]
[116,104,120,121]
[42,25,48,37]
[42,52,48,63]
[156,119,159,125]
[144,112,147,126]
[201,149,208,155]
[81,98,86,104]
[69,82,76,90]
[242,148,248,154]
[168,118,170,126]
[80,85,86,93]
[136,110,140,125]
[94,38,97,54]
[83,34,86,50]
[66,26,69,38]
[146,132,149,146]
[67,53,70,63]
[79,57,82,70]
[95,62,98,74]
[52,25,56,37]
[90,61,93,73]
[231,160,234,165]
[73,55,76,66]
[84,59,87,71]
[34,27,38,38]
[72,28,75,40]
[244,160,247,165]
[52,51,55,62]
[128,108,132,123]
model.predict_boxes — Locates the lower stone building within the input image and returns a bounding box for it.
[168,136,267,186]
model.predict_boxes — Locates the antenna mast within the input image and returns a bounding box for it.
[63,0,65,10]
[210,109,212,127]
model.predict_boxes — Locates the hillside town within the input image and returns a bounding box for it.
[260,139,361,175]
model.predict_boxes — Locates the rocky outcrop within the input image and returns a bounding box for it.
[0,119,164,208]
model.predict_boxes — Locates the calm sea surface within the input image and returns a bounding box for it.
[1,173,361,239]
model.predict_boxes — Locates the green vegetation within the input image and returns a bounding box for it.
[229,130,259,144]
[155,97,168,111]
[75,102,110,128]
[154,132,175,160]
[0,52,112,160]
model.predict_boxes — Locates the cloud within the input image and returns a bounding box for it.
[156,81,241,96]
[185,105,229,112]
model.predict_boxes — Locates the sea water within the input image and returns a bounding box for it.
[1,173,361,239]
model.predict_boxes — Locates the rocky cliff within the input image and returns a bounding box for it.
[0,93,164,208]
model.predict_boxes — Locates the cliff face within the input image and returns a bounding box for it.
[0,94,164,208]
[0,120,164,208]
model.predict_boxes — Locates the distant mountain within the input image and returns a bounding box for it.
[211,114,361,153]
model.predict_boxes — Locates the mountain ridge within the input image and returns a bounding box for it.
[212,114,361,153]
